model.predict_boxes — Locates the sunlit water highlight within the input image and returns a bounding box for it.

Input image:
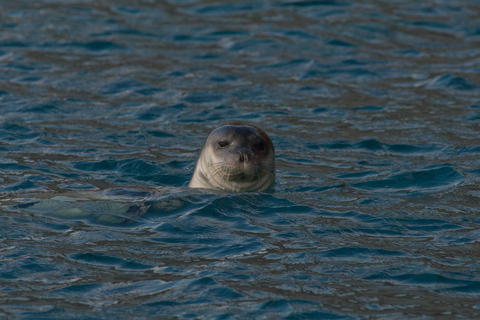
[1,0,480,319]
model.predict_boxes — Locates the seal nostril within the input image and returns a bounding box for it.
[238,149,253,163]
[238,147,251,163]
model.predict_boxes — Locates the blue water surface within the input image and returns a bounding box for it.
[1,0,480,319]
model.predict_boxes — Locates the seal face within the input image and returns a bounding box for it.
[189,124,275,192]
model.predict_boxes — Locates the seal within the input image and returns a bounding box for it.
[189,124,275,192]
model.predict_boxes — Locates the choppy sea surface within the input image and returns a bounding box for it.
[1,0,480,319]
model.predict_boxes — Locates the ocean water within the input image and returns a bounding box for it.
[1,0,480,319]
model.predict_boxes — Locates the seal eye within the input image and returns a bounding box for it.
[218,141,229,149]
[254,142,266,152]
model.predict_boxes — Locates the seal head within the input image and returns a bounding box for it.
[189,124,275,192]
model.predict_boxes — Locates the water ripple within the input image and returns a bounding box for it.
[2,0,480,318]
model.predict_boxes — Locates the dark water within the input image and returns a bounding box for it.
[1,0,480,318]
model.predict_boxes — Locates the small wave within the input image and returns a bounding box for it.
[353,165,463,193]
[424,73,478,91]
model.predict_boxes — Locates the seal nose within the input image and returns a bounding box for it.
[238,148,253,163]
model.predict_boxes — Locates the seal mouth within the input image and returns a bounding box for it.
[221,164,264,181]
[225,172,256,182]
[237,173,250,181]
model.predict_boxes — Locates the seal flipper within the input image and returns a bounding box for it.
[88,201,148,225]
[121,203,150,225]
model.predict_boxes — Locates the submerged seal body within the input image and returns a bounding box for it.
[189,124,275,192]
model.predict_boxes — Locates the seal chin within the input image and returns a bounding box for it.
[189,124,276,192]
